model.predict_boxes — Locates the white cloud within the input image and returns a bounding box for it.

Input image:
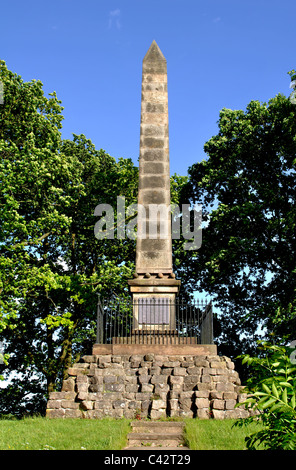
[108,9,121,30]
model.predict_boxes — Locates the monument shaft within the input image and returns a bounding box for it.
[136,40,172,275]
[128,41,180,329]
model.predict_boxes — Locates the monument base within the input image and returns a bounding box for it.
[46,350,253,420]
[92,343,217,356]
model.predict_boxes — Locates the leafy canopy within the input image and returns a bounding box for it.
[181,87,296,353]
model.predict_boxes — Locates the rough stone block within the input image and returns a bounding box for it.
[112,409,124,418]
[47,400,61,409]
[224,392,238,400]
[195,398,209,409]
[113,399,126,409]
[187,367,202,376]
[154,383,169,394]
[225,399,237,410]
[89,384,103,393]
[194,357,209,367]
[216,382,235,392]
[103,375,117,384]
[150,409,166,419]
[225,410,240,419]
[173,367,187,376]
[210,391,224,400]
[226,361,235,370]
[136,392,153,401]
[151,375,168,384]
[196,409,210,419]
[138,375,151,384]
[181,360,194,368]
[68,367,88,376]
[104,383,125,392]
[195,390,209,399]
[61,378,75,392]
[179,410,194,418]
[82,355,96,363]
[210,361,226,369]
[49,391,64,400]
[141,383,154,393]
[61,400,79,409]
[201,375,212,383]
[150,366,161,375]
[64,409,82,418]
[99,355,112,365]
[46,409,65,418]
[77,392,88,401]
[77,383,88,392]
[168,399,179,411]
[169,375,184,385]
[76,375,89,383]
[212,375,228,383]
[163,361,180,368]
[196,383,213,392]
[170,383,183,393]
[212,409,225,420]
[151,399,166,410]
[80,401,93,411]
[212,399,225,410]
[83,410,103,419]
[126,384,139,393]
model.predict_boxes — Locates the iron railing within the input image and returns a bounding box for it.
[96,297,213,345]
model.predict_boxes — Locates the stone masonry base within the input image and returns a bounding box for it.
[46,353,251,420]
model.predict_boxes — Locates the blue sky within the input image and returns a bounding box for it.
[1,0,295,176]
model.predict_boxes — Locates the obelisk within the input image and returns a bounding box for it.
[136,40,172,275]
[128,41,180,330]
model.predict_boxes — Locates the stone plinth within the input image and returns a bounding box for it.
[46,353,252,420]
[92,343,217,356]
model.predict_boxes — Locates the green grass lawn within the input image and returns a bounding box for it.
[0,416,132,450]
[0,416,260,450]
[184,418,261,450]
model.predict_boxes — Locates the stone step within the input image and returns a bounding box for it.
[131,421,185,434]
[126,421,187,448]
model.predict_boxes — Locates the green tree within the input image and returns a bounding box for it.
[0,61,139,414]
[0,61,189,415]
[181,89,296,355]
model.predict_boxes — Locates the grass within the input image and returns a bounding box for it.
[184,418,262,450]
[0,416,131,450]
[0,416,261,450]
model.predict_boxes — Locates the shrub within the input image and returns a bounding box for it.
[235,343,296,450]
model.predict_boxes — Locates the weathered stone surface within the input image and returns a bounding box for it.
[212,409,225,420]
[151,399,166,410]
[134,40,172,275]
[46,353,252,420]
[195,398,209,409]
[212,399,225,410]
[173,367,187,376]
[196,409,210,419]
[61,378,75,392]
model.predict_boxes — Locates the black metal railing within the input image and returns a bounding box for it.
[96,297,213,345]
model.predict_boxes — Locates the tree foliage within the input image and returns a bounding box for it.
[181,89,296,353]
[236,343,296,450]
[0,61,140,414]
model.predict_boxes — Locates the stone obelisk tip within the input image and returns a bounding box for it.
[143,40,166,63]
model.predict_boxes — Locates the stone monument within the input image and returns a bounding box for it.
[128,40,181,333]
[46,41,248,421]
